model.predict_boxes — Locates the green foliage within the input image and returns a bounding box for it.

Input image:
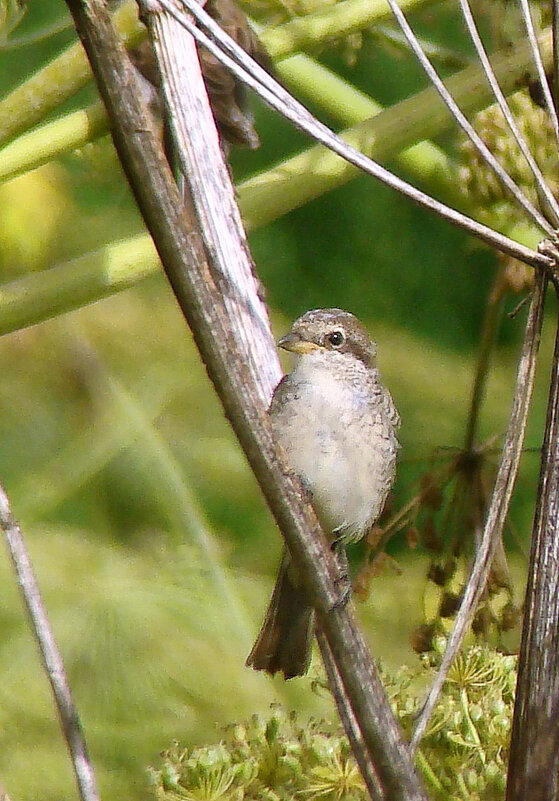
[0,1,551,799]
[150,706,368,800]
[458,90,559,233]
[399,645,515,800]
[150,645,516,801]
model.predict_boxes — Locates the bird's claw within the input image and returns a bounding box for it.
[330,574,352,611]
[287,471,313,504]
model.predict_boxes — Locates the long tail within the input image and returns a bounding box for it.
[246,550,315,679]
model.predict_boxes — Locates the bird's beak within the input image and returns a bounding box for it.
[278,333,320,354]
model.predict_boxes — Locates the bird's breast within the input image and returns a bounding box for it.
[271,358,398,542]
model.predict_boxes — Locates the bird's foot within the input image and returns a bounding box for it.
[330,532,344,552]
[330,536,349,571]
[286,471,313,504]
[329,534,352,610]
[330,574,352,610]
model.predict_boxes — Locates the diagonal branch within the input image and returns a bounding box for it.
[0,482,100,801]
[64,0,427,798]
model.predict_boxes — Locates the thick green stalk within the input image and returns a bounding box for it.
[262,0,433,60]
[0,0,432,181]
[0,234,157,336]
[0,103,107,183]
[0,0,143,146]
[0,0,430,155]
[0,27,550,337]
[0,23,551,336]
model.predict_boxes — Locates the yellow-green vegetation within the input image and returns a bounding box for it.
[0,272,538,799]
[0,170,546,798]
[0,0,552,798]
[150,645,515,801]
[458,90,559,234]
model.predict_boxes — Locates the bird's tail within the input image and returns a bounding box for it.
[246,550,315,679]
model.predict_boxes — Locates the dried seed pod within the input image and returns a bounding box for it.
[130,0,271,151]
[500,601,521,632]
[472,605,492,637]
[439,591,461,619]
[421,516,442,553]
[428,563,447,587]
[410,622,437,654]
[366,525,384,549]
[406,525,419,550]
[419,475,444,511]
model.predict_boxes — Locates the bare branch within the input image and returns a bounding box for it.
[411,269,548,752]
[0,483,100,801]
[506,288,559,801]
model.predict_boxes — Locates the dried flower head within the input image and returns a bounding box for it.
[457,91,559,229]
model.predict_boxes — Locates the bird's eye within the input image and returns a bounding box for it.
[327,330,345,347]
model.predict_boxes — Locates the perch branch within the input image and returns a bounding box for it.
[64,0,426,798]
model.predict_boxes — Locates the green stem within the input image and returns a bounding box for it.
[0,0,143,147]
[0,102,108,183]
[0,0,430,156]
[459,687,483,752]
[0,28,551,336]
[0,0,435,183]
[0,234,157,337]
[276,54,383,126]
[415,749,452,800]
[456,773,471,801]
[262,0,434,60]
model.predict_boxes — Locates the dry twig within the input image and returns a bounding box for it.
[507,287,559,801]
[0,483,100,801]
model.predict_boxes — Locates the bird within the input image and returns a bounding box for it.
[246,308,400,678]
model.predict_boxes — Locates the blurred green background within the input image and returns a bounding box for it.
[0,0,551,798]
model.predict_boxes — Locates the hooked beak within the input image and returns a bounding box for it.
[278,332,320,354]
